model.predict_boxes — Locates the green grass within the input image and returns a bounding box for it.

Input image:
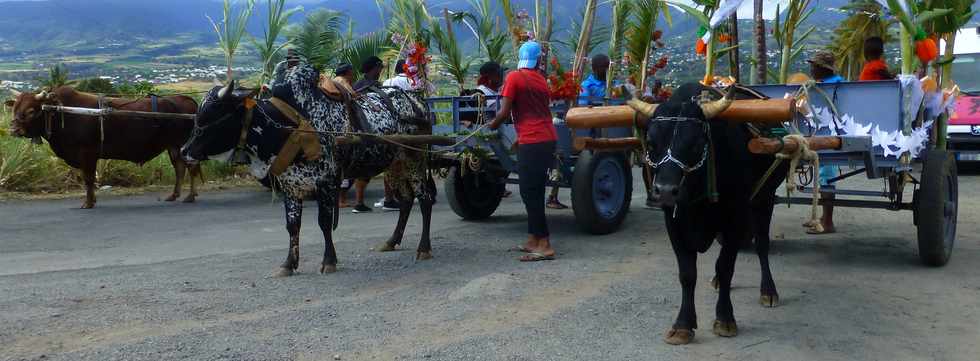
[1,104,248,194]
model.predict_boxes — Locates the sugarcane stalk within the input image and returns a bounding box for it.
[605,0,622,99]
[573,0,598,78]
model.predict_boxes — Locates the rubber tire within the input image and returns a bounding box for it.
[445,165,504,220]
[571,150,632,235]
[916,149,958,267]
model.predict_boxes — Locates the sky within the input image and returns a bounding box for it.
[0,0,794,19]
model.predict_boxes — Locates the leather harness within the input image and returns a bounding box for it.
[267,97,324,176]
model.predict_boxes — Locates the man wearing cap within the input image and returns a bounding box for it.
[806,50,843,234]
[578,54,611,106]
[489,41,558,262]
[354,56,385,92]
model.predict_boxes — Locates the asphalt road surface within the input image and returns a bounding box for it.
[2,168,979,361]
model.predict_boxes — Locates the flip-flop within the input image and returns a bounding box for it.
[511,245,533,253]
[519,252,555,262]
[805,224,836,235]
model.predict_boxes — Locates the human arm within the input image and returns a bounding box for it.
[488,96,513,130]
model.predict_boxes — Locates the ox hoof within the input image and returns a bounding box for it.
[182,195,197,203]
[375,242,398,252]
[712,320,738,337]
[320,264,337,274]
[711,275,720,291]
[664,328,694,345]
[416,251,433,261]
[80,202,95,209]
[760,294,780,308]
[164,193,179,202]
[273,267,294,278]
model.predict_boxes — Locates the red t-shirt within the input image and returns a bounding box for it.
[501,69,557,144]
[859,59,892,81]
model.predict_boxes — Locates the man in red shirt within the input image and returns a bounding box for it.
[489,41,557,262]
[859,36,894,81]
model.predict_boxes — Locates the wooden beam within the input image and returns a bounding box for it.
[565,98,796,129]
[573,137,641,152]
[42,105,197,120]
[748,136,842,155]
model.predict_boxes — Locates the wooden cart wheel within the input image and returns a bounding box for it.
[915,149,958,266]
[445,165,505,220]
[571,150,633,235]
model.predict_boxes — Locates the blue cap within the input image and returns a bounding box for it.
[517,41,542,69]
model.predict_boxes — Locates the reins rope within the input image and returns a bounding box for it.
[776,134,823,232]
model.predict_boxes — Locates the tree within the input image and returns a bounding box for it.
[207,0,256,82]
[39,64,75,90]
[455,0,510,65]
[828,1,892,80]
[75,78,115,94]
[432,8,474,93]
[251,0,303,86]
[284,9,345,72]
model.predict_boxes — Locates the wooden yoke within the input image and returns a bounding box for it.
[748,136,842,155]
[564,98,796,129]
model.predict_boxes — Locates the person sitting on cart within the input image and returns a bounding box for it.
[489,41,558,262]
[578,54,610,106]
[806,50,845,234]
[859,36,894,81]
[460,62,505,129]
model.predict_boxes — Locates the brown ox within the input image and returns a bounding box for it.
[4,86,202,208]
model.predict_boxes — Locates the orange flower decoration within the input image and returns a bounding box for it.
[695,38,707,56]
[718,34,732,43]
[915,38,938,64]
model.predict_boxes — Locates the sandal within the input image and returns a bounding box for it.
[546,199,568,210]
[519,252,555,262]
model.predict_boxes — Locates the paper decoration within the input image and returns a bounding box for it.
[808,105,934,159]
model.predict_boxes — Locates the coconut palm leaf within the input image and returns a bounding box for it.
[207,0,256,82]
[431,18,474,92]
[284,9,345,72]
[251,0,303,85]
[555,7,610,59]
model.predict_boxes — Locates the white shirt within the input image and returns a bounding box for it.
[383,73,435,93]
[476,84,499,108]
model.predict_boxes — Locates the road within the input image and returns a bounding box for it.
[1,168,979,361]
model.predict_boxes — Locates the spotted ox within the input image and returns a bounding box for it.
[631,82,788,345]
[4,87,202,208]
[181,60,435,276]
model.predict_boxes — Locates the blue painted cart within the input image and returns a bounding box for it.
[747,79,958,266]
[425,95,636,235]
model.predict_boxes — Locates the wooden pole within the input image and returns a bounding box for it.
[752,0,766,84]
[728,13,741,83]
[565,98,796,129]
[573,0,598,78]
[573,137,641,152]
[41,105,197,120]
[747,136,842,155]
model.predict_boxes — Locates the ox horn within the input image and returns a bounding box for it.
[35,91,48,101]
[217,80,235,99]
[700,87,735,119]
[621,85,659,118]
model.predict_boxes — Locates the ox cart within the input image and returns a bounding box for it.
[426,95,636,235]
[519,79,956,266]
[749,79,959,266]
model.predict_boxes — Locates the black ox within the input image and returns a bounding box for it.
[629,82,789,345]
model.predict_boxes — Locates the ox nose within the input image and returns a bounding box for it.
[652,184,679,208]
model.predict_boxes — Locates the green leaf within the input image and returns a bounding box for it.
[667,1,710,28]
[915,8,954,24]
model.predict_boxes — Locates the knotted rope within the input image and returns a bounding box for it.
[776,134,823,233]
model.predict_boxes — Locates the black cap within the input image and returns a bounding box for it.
[360,56,383,74]
[335,63,353,75]
[479,62,504,76]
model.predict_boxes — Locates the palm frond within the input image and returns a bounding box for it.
[251,0,303,85]
[338,32,398,78]
[284,9,345,72]
[207,0,256,81]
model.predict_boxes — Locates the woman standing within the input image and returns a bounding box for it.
[488,41,557,262]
